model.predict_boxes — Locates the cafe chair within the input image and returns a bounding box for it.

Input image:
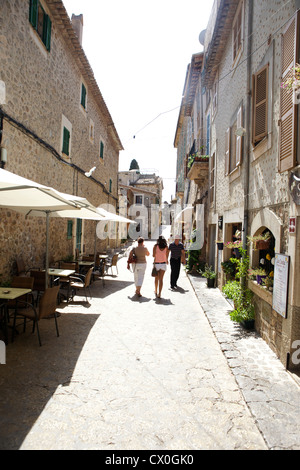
[105,254,119,275]
[30,270,46,305]
[12,285,60,347]
[16,257,40,276]
[69,267,93,302]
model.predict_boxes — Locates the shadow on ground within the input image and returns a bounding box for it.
[0,311,99,450]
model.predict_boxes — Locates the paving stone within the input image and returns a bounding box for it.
[0,244,298,450]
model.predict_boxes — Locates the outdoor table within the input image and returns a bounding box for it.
[0,288,32,344]
[48,268,75,303]
[78,261,94,275]
[48,268,75,278]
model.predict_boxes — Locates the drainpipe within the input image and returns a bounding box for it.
[243,0,254,250]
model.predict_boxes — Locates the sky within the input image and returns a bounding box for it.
[63,0,215,202]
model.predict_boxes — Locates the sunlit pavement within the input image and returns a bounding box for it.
[0,241,298,450]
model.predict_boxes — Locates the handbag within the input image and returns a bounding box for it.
[127,249,137,270]
[151,263,158,277]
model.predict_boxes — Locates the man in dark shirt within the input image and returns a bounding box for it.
[168,235,185,289]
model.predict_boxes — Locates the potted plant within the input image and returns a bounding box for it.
[201,264,216,288]
[253,267,267,285]
[281,63,300,91]
[247,232,271,250]
[223,247,255,329]
[216,240,224,250]
[221,259,236,279]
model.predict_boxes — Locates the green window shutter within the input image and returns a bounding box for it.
[44,15,52,51]
[67,220,73,239]
[100,140,104,159]
[62,127,70,155]
[81,84,86,108]
[29,0,38,29]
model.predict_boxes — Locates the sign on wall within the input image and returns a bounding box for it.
[272,254,290,318]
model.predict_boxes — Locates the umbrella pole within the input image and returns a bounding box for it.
[45,211,50,289]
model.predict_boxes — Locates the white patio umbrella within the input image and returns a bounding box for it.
[0,169,104,287]
[96,207,136,224]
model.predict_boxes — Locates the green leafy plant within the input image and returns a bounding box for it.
[201,264,216,279]
[223,247,255,323]
[221,259,236,277]
[222,280,240,301]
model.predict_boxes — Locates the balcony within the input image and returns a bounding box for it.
[187,154,209,184]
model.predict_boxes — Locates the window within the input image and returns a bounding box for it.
[252,65,268,146]
[99,140,104,160]
[62,127,70,156]
[210,152,215,205]
[278,11,300,172]
[109,179,112,193]
[206,115,210,155]
[135,195,143,204]
[61,115,72,158]
[225,105,243,175]
[89,119,94,143]
[81,83,87,109]
[67,220,73,240]
[232,1,244,65]
[212,76,218,117]
[29,0,52,51]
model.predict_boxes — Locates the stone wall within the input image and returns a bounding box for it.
[0,0,121,281]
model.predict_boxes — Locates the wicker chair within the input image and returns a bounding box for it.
[70,267,93,302]
[12,285,60,346]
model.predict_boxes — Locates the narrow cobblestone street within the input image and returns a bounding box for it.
[0,242,299,450]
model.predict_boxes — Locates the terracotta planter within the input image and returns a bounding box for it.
[256,240,270,250]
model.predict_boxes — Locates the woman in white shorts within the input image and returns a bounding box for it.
[133,237,150,297]
[153,236,169,298]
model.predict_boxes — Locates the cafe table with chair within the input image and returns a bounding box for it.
[0,287,32,344]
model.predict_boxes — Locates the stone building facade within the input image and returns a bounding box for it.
[174,52,210,258]
[176,0,300,370]
[0,0,123,280]
[118,170,163,239]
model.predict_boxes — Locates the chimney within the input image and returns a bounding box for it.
[71,14,83,45]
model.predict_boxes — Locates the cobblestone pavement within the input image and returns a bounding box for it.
[0,242,298,450]
[189,274,300,450]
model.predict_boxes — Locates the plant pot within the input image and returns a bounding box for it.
[241,319,255,330]
[217,242,224,250]
[207,278,215,288]
[256,274,266,285]
[256,240,270,250]
[233,248,241,258]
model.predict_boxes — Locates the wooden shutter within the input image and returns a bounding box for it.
[279,12,299,172]
[253,65,268,144]
[81,84,86,109]
[29,0,38,29]
[225,127,230,175]
[100,141,104,159]
[236,105,243,166]
[62,127,70,156]
[44,15,52,51]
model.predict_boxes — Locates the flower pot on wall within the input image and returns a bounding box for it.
[256,274,267,285]
[256,240,270,250]
[217,242,224,250]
